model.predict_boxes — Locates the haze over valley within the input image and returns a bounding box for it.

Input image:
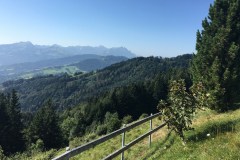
[0,42,133,82]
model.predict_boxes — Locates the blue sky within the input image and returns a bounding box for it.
[0,0,214,57]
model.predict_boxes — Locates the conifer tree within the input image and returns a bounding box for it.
[28,100,63,149]
[7,90,24,153]
[191,0,240,111]
[0,91,24,154]
[0,94,10,155]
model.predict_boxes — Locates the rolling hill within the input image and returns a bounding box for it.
[1,54,192,112]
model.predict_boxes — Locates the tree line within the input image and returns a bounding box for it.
[0,62,191,156]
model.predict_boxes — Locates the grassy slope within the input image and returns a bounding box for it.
[70,109,240,160]
[21,66,80,79]
[145,109,240,160]
[8,109,240,159]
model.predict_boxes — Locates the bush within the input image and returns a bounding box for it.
[139,113,149,120]
[34,139,44,151]
[96,124,107,136]
[104,112,121,133]
[122,115,133,124]
[0,146,7,160]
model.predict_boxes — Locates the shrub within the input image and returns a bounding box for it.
[122,115,133,124]
[139,113,149,120]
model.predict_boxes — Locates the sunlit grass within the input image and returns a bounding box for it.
[141,109,240,160]
[20,66,80,79]
[11,108,240,159]
[70,117,167,160]
[42,66,79,75]
[69,109,240,160]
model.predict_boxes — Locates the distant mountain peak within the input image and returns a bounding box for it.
[0,42,136,66]
[15,41,33,46]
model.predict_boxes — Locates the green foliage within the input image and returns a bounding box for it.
[9,148,57,160]
[0,54,193,157]
[6,90,25,153]
[30,139,45,152]
[190,82,211,109]
[96,124,108,136]
[158,80,195,141]
[27,100,64,150]
[158,79,209,141]
[93,112,122,135]
[104,112,121,133]
[59,54,192,140]
[61,116,75,140]
[69,111,86,139]
[0,146,7,160]
[122,115,133,124]
[0,94,10,155]
[138,113,149,119]
[144,109,240,160]
[191,0,240,111]
[70,133,98,148]
[0,90,25,155]
[2,54,192,111]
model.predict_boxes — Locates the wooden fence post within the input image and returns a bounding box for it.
[121,124,126,160]
[149,113,153,147]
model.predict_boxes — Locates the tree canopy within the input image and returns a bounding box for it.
[191,0,240,111]
[0,90,24,155]
[27,100,64,149]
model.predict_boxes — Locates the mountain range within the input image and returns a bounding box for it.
[0,42,134,83]
[0,42,135,66]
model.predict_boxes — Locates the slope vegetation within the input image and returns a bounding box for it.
[59,108,240,160]
[0,55,127,83]
[2,54,192,111]
[9,108,240,160]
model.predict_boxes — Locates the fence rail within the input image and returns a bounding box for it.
[52,112,166,160]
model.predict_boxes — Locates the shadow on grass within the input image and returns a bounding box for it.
[142,129,175,160]
[186,119,239,142]
[141,117,240,159]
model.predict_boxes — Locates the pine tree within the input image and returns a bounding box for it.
[0,91,25,155]
[7,90,24,153]
[28,100,63,149]
[191,0,240,111]
[0,94,10,155]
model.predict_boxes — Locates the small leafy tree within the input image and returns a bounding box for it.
[158,79,207,142]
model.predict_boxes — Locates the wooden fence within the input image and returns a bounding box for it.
[52,112,166,160]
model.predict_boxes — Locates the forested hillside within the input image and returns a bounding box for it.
[0,54,192,158]
[0,55,127,83]
[1,0,240,159]
[2,54,192,112]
